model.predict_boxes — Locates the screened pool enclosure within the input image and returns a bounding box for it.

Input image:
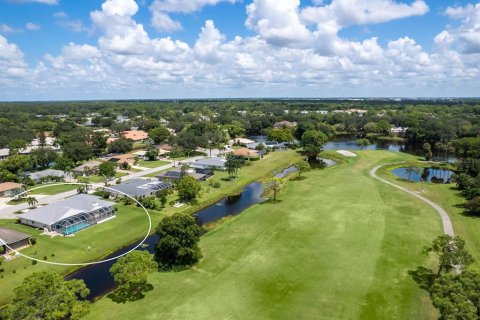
[52,206,115,235]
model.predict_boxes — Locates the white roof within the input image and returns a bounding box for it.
[19,194,115,226]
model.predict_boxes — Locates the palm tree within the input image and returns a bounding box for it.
[26,197,38,208]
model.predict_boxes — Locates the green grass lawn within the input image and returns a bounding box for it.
[88,172,127,183]
[137,160,170,169]
[0,151,302,305]
[378,162,480,270]
[86,151,442,320]
[27,184,78,195]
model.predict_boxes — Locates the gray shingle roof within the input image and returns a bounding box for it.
[108,178,172,197]
[0,227,30,245]
[191,157,226,168]
[19,194,115,226]
[29,169,65,180]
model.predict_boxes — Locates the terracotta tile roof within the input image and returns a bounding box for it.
[0,182,23,193]
[121,130,149,141]
[232,148,259,158]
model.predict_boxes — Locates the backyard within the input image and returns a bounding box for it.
[86,151,445,320]
[0,150,302,305]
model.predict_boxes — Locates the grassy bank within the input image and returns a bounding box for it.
[87,151,442,320]
[0,150,302,305]
[378,162,480,269]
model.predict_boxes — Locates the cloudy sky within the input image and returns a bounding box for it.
[0,0,479,100]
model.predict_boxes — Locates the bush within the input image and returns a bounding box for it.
[465,197,480,216]
[32,260,37,265]
[30,238,37,246]
[213,182,221,188]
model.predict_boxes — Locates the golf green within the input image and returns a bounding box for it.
[87,151,442,320]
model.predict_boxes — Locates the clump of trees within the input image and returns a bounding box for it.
[176,176,202,203]
[301,130,328,162]
[410,235,479,320]
[109,251,158,303]
[1,271,90,320]
[155,213,203,271]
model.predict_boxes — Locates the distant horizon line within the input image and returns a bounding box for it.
[1,97,480,103]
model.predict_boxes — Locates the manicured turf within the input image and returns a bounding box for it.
[137,160,170,169]
[378,161,480,270]
[86,151,443,320]
[27,184,78,195]
[0,150,302,305]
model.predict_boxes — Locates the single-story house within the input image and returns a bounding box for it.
[157,168,210,182]
[189,157,227,171]
[0,182,24,197]
[232,148,262,159]
[0,227,31,254]
[19,194,116,235]
[28,169,67,183]
[158,144,173,155]
[273,121,297,129]
[132,150,148,160]
[0,148,9,160]
[121,130,149,142]
[108,154,136,167]
[107,178,172,198]
[72,161,103,176]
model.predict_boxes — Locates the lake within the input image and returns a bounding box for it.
[391,167,454,183]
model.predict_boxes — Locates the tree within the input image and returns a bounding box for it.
[263,177,286,202]
[225,153,243,178]
[8,139,27,154]
[301,130,328,161]
[224,121,245,139]
[4,270,90,320]
[423,142,433,161]
[176,175,201,202]
[30,147,58,168]
[54,156,75,171]
[431,270,480,320]
[268,128,294,143]
[149,126,170,144]
[91,132,107,156]
[145,147,159,161]
[63,142,93,164]
[99,161,116,180]
[109,251,158,302]
[108,138,133,154]
[356,138,371,150]
[423,235,474,276]
[205,128,226,157]
[464,197,480,216]
[0,155,31,174]
[295,161,311,178]
[155,213,203,270]
[26,197,38,209]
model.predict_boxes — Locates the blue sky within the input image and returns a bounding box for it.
[0,0,479,100]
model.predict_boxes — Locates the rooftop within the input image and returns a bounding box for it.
[19,194,115,226]
[0,227,30,245]
[191,157,227,168]
[0,182,24,193]
[29,169,65,180]
[108,178,172,197]
[121,130,149,141]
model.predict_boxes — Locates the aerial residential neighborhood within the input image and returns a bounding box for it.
[1,0,480,319]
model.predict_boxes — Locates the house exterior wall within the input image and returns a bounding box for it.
[20,218,52,231]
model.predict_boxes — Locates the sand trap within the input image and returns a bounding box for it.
[337,150,357,157]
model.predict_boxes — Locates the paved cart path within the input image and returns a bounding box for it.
[369,164,454,236]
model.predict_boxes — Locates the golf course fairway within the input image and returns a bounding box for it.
[87,151,443,320]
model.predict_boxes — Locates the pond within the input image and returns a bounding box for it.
[391,167,455,183]
[66,174,284,300]
[249,135,455,162]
